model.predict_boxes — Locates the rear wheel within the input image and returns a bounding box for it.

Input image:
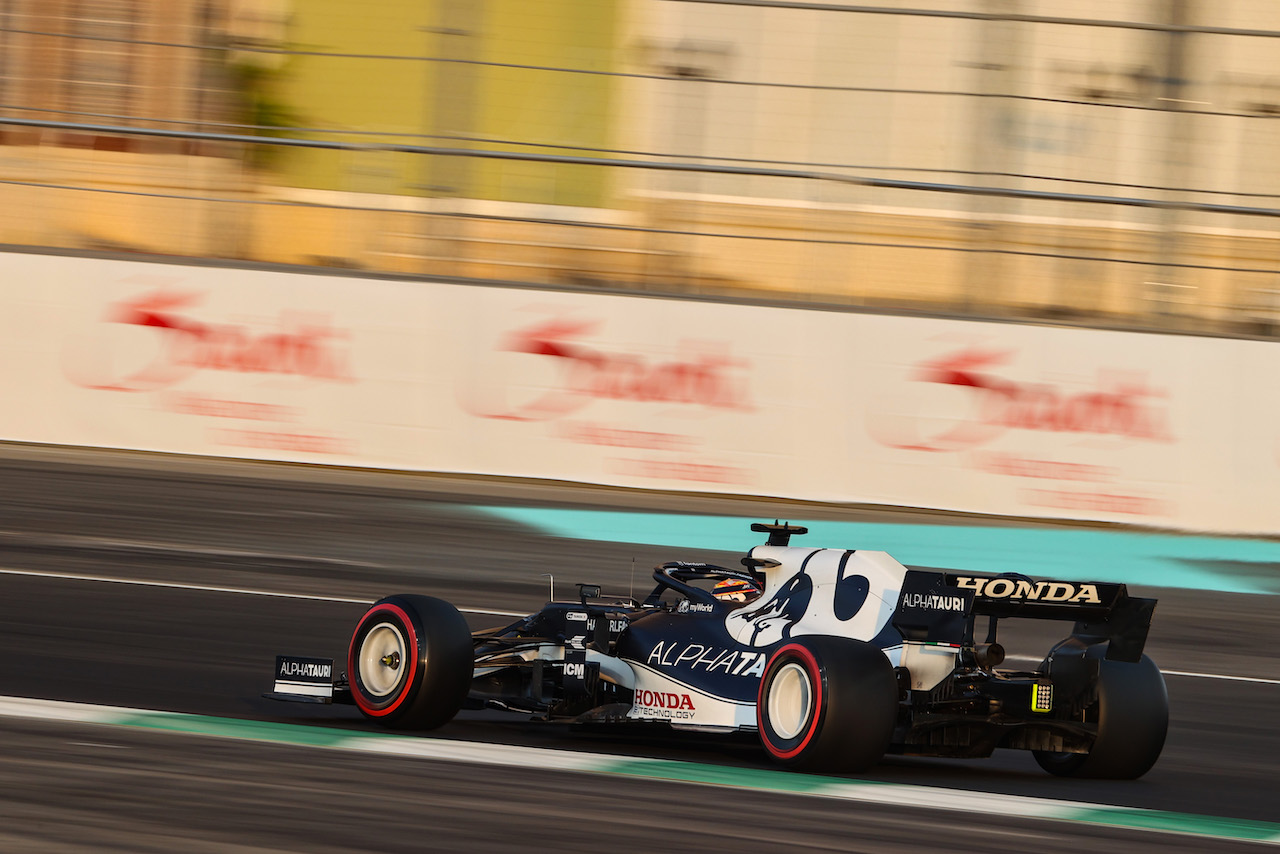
[347,594,473,730]
[757,636,898,772]
[1034,649,1168,779]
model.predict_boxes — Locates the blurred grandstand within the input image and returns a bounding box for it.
[1,0,1278,336]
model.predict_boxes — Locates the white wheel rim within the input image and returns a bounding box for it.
[359,622,408,697]
[768,662,814,740]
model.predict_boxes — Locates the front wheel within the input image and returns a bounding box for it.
[757,636,898,772]
[347,594,473,730]
[1034,649,1168,779]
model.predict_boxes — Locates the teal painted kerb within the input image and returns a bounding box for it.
[1069,807,1280,842]
[467,507,1280,595]
[606,757,838,794]
[116,711,364,748]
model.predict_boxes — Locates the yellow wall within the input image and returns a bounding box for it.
[275,0,619,208]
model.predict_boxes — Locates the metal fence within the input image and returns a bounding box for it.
[2,0,1279,337]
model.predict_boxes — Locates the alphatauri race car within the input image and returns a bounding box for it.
[267,522,1168,778]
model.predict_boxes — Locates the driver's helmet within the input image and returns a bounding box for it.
[713,577,762,605]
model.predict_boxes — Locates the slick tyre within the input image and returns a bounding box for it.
[1033,649,1168,779]
[757,636,897,772]
[348,594,473,730]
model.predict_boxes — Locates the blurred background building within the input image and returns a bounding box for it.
[1,0,1278,335]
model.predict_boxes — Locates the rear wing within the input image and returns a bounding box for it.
[893,570,1156,662]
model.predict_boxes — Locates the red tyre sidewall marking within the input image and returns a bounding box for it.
[758,642,824,761]
[348,603,420,718]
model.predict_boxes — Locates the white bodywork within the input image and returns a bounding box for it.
[623,546,925,729]
[625,662,755,728]
[726,546,910,667]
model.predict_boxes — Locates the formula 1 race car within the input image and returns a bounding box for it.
[267,521,1168,778]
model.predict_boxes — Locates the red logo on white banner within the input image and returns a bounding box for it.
[64,289,352,392]
[872,347,1173,452]
[462,316,753,421]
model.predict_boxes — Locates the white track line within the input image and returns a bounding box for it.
[3,567,1276,680]
[1006,655,1279,685]
[1161,670,1280,685]
[0,566,525,618]
[0,530,383,569]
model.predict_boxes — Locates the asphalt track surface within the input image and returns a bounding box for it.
[0,444,1276,852]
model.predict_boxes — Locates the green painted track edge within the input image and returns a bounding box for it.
[2,698,1276,847]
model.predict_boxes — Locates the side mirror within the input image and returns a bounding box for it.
[577,584,601,606]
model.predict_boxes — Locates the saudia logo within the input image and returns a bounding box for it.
[634,689,695,710]
[461,316,753,421]
[64,288,352,392]
[874,347,1173,452]
[953,576,1102,604]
